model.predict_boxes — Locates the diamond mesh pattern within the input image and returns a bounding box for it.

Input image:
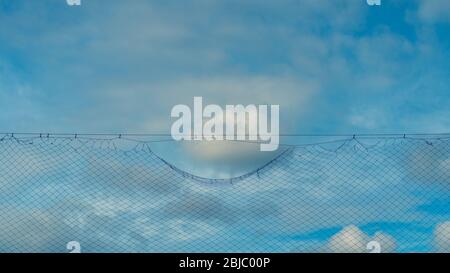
[0,135,448,253]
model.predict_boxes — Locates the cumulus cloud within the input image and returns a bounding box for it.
[139,75,312,177]
[434,221,450,252]
[328,225,396,253]
[328,225,370,253]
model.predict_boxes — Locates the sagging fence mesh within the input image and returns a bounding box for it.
[0,134,449,253]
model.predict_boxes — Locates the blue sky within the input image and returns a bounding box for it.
[0,0,449,252]
[1,0,449,135]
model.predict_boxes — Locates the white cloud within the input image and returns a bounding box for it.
[328,225,369,253]
[328,225,396,253]
[434,221,450,252]
[372,231,397,253]
[133,75,317,178]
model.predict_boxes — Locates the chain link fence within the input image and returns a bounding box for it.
[0,134,448,252]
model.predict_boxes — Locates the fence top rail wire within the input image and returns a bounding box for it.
[1,132,450,137]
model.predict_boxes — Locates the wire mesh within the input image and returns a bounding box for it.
[0,134,448,253]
